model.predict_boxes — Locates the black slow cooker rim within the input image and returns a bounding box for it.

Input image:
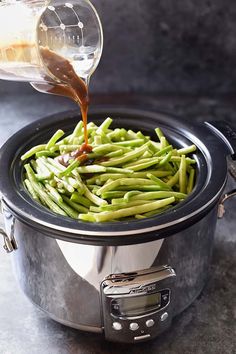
[0,107,228,245]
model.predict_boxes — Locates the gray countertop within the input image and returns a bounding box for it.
[0,89,235,354]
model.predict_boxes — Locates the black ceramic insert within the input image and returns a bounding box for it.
[0,107,231,245]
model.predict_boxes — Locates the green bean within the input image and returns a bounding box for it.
[149,141,161,153]
[70,193,92,208]
[35,173,52,181]
[105,149,124,158]
[97,170,171,183]
[78,213,96,222]
[48,146,60,152]
[86,152,101,160]
[64,176,79,189]
[124,191,142,202]
[83,185,107,206]
[35,151,57,158]
[38,157,61,175]
[24,179,40,201]
[126,157,160,171]
[45,183,63,203]
[155,128,164,140]
[99,200,152,212]
[177,145,197,155]
[92,186,100,194]
[97,117,113,134]
[137,131,149,140]
[158,151,172,167]
[113,139,145,147]
[92,197,175,222]
[56,135,72,146]
[21,144,47,160]
[70,121,83,141]
[142,151,153,158]
[127,130,138,139]
[94,136,102,145]
[49,179,57,187]
[124,157,155,168]
[93,144,128,154]
[59,145,80,153]
[36,159,53,178]
[105,167,133,174]
[47,158,65,171]
[147,173,172,190]
[135,205,172,219]
[46,130,64,150]
[160,137,168,149]
[101,191,127,199]
[98,131,111,144]
[85,177,102,186]
[100,144,150,167]
[155,145,173,156]
[95,174,126,183]
[107,128,123,140]
[113,191,187,203]
[57,188,66,194]
[86,171,132,185]
[24,164,67,215]
[22,119,197,223]
[62,196,88,214]
[87,184,100,191]
[97,117,112,134]
[115,185,167,191]
[96,178,158,196]
[50,195,79,219]
[179,155,187,194]
[170,156,196,164]
[76,165,106,174]
[54,177,75,194]
[167,171,179,187]
[59,159,81,177]
[187,168,195,194]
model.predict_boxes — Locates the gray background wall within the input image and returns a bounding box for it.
[92,0,236,95]
[2,0,236,95]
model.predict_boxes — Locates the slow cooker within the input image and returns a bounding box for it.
[0,107,235,343]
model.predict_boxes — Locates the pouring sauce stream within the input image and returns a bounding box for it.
[39,47,90,149]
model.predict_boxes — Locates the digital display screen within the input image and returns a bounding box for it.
[112,293,161,317]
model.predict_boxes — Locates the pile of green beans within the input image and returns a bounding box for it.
[21,118,197,222]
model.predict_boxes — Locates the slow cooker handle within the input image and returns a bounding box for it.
[205,121,236,159]
[0,199,17,253]
[0,227,17,253]
[205,121,236,180]
[206,121,236,217]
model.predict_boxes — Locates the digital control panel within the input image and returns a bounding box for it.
[111,288,170,318]
[101,265,176,343]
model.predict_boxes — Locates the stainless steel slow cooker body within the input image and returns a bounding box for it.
[0,108,235,343]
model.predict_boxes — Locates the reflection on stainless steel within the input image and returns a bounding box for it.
[2,204,218,333]
[56,238,164,291]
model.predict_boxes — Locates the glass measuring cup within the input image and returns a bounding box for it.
[0,0,103,92]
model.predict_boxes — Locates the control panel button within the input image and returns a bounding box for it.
[112,322,122,331]
[134,334,151,341]
[160,312,169,322]
[161,290,170,307]
[129,322,139,331]
[146,319,155,328]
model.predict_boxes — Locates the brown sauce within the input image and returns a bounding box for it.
[58,142,93,167]
[5,44,94,162]
[39,47,90,148]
